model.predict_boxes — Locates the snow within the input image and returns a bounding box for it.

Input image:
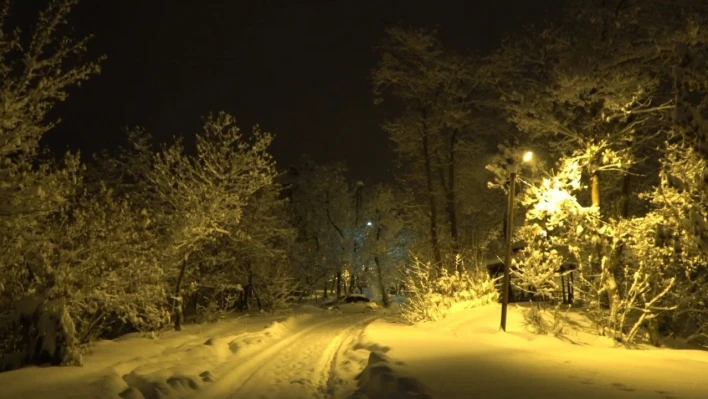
[1,303,707,399]
[352,303,708,399]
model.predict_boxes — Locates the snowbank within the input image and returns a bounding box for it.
[352,350,432,399]
[349,331,433,399]
[107,313,323,399]
[0,312,320,399]
[354,303,708,399]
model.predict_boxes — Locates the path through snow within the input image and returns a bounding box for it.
[0,309,377,399]
[191,313,376,399]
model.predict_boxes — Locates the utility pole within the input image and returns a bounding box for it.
[500,171,516,332]
[500,151,532,332]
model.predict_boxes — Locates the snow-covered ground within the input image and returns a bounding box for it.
[0,305,377,399]
[1,303,707,399]
[353,303,708,399]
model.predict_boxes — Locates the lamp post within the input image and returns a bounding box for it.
[500,150,533,332]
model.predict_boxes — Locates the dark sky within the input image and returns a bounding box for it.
[30,0,561,183]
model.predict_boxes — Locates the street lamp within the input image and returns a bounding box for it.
[500,150,533,332]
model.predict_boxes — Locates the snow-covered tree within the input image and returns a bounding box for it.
[0,0,103,290]
[372,26,450,268]
[638,143,708,344]
[204,184,298,313]
[486,0,708,217]
[0,0,103,367]
[481,1,708,344]
[145,112,276,330]
[503,148,706,343]
[287,158,356,299]
[359,184,409,306]
[374,26,504,273]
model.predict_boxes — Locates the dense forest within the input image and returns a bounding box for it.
[1,0,707,370]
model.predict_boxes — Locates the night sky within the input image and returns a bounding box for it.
[32,0,561,183]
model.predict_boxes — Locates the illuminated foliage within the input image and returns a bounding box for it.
[0,0,104,367]
[399,255,498,323]
[145,112,277,329]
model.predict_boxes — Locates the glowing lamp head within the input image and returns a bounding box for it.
[366,221,373,227]
[522,151,533,163]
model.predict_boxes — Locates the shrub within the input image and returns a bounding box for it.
[400,255,499,323]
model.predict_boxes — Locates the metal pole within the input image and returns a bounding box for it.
[500,171,516,332]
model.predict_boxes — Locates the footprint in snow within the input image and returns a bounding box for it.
[612,382,636,392]
[199,371,214,383]
[655,390,677,399]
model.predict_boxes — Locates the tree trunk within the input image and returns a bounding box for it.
[242,264,255,311]
[620,172,631,218]
[561,275,567,304]
[591,172,601,209]
[252,284,263,311]
[446,130,460,272]
[647,318,661,347]
[323,280,328,299]
[435,149,460,272]
[375,256,390,307]
[354,183,363,226]
[352,183,364,284]
[593,171,622,339]
[336,271,342,300]
[374,226,390,306]
[421,112,442,269]
[173,256,188,331]
[604,269,622,340]
[243,288,251,311]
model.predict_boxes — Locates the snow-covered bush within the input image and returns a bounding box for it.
[522,302,568,337]
[0,184,172,370]
[188,282,243,323]
[50,187,170,339]
[0,0,111,368]
[11,296,82,367]
[631,143,708,345]
[399,255,499,323]
[509,149,708,344]
[255,263,299,312]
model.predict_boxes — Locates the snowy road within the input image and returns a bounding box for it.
[0,310,379,399]
[8,304,706,399]
[192,313,376,399]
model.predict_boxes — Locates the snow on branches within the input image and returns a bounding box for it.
[399,255,498,323]
[148,112,276,257]
[0,0,103,158]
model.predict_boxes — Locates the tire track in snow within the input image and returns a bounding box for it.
[185,316,341,399]
[184,314,376,399]
[227,315,376,399]
[319,316,378,399]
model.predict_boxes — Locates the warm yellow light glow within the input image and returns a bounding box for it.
[535,187,575,214]
[522,151,533,163]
